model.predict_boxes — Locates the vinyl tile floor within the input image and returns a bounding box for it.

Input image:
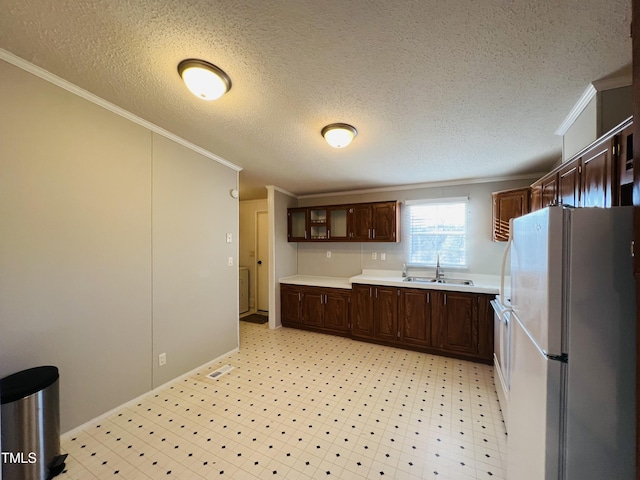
[59,322,507,480]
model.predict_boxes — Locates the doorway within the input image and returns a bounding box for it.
[256,210,269,313]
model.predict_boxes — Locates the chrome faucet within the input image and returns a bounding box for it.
[402,263,407,277]
[435,254,444,280]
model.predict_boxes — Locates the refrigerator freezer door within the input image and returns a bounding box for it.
[563,207,635,479]
[511,207,564,356]
[507,313,563,480]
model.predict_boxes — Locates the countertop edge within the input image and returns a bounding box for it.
[279,275,352,289]
[279,274,500,295]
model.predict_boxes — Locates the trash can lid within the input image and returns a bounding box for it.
[1,366,59,404]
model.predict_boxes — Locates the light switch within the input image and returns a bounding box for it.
[381,253,386,261]
[228,257,234,266]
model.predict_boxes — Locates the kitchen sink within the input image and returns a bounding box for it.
[403,276,474,286]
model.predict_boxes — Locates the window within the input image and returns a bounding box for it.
[405,198,468,267]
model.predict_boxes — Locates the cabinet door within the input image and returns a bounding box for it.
[281,285,302,325]
[328,206,350,241]
[618,123,634,187]
[351,204,373,241]
[581,140,614,208]
[373,286,398,341]
[287,208,308,242]
[530,182,543,212]
[308,208,328,240]
[434,291,478,355]
[301,287,324,327]
[351,284,374,338]
[541,173,558,208]
[324,290,350,332]
[492,188,530,241]
[558,160,580,208]
[399,288,431,347]
[372,202,398,242]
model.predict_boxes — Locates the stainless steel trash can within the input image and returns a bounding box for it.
[1,366,67,480]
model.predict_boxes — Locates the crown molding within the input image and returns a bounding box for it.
[555,84,597,136]
[0,48,242,172]
[555,70,632,137]
[269,185,298,198]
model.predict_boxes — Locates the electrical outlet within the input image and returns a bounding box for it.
[158,353,166,367]
[326,251,331,258]
[226,233,233,243]
[372,252,377,260]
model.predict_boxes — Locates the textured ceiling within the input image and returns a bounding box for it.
[0,0,632,199]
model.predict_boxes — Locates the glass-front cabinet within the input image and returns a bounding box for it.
[287,201,400,243]
[309,208,328,240]
[328,206,349,241]
[288,207,308,241]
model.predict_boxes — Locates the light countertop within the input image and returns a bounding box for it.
[280,270,501,295]
[279,275,353,289]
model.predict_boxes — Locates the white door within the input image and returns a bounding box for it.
[256,211,269,312]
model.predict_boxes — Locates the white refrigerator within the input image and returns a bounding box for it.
[507,206,635,480]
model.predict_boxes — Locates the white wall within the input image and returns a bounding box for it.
[151,134,239,387]
[239,198,268,311]
[296,179,536,277]
[600,86,632,134]
[0,58,239,431]
[563,96,598,162]
[268,187,298,328]
[563,86,632,161]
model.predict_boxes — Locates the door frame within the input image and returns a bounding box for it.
[256,210,269,313]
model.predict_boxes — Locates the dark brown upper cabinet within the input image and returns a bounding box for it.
[287,200,400,242]
[529,117,631,212]
[491,187,530,242]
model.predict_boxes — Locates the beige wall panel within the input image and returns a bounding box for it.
[269,188,298,328]
[0,59,153,431]
[152,134,239,387]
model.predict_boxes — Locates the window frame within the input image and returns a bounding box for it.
[403,197,469,269]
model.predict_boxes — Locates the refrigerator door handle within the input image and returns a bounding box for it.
[499,220,513,304]
[545,353,568,363]
[490,298,511,323]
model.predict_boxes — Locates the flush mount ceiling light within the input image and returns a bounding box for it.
[178,59,231,101]
[321,123,358,148]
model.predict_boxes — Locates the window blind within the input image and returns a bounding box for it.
[405,199,468,267]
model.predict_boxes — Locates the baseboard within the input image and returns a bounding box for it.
[61,347,240,440]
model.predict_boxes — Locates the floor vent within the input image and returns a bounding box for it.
[206,365,234,380]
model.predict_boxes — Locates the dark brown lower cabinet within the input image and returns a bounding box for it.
[351,284,375,338]
[351,284,399,342]
[399,288,432,347]
[323,290,351,332]
[372,286,399,342]
[280,284,350,335]
[432,291,478,355]
[281,283,493,364]
[431,290,494,362]
[281,285,302,326]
